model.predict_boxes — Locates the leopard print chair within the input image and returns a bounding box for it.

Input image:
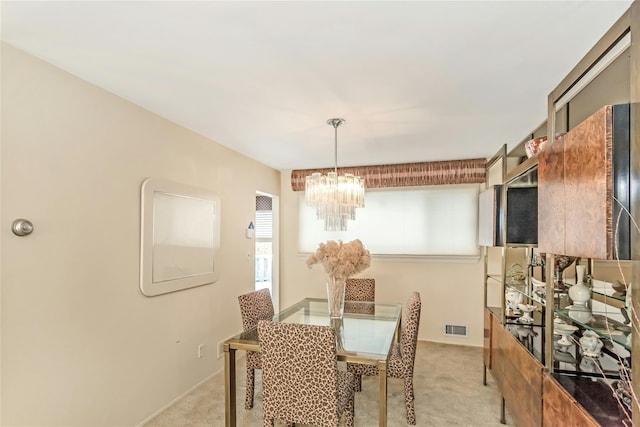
[348,291,422,425]
[345,278,375,301]
[237,288,274,409]
[344,278,375,315]
[257,320,356,427]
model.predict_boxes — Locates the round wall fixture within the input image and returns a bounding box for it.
[12,219,34,236]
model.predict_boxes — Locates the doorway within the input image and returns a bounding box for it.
[255,192,279,312]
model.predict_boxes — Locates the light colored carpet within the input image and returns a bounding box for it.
[144,341,514,427]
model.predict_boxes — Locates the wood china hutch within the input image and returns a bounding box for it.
[481,2,640,425]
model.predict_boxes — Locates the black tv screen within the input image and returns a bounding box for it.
[506,187,537,245]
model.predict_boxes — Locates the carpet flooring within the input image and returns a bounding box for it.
[144,341,514,427]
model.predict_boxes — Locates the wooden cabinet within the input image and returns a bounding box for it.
[487,310,543,427]
[543,375,599,427]
[482,3,638,426]
[485,287,632,426]
[539,104,632,259]
[537,131,565,255]
[497,325,543,427]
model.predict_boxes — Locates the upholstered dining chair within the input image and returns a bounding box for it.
[344,278,375,315]
[237,288,274,410]
[257,320,356,427]
[348,291,422,425]
[345,278,375,301]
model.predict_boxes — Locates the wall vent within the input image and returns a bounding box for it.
[444,324,468,337]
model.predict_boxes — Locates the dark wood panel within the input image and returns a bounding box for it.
[504,336,542,427]
[503,330,543,392]
[539,105,626,259]
[543,375,599,427]
[538,134,566,254]
[564,105,613,258]
[503,375,542,427]
[494,324,543,427]
[490,315,504,389]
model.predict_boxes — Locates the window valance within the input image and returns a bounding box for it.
[290,158,487,191]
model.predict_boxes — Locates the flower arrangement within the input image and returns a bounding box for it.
[306,239,371,279]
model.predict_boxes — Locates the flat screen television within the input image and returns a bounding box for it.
[478,184,537,246]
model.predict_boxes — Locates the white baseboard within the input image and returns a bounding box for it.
[133,368,221,427]
[134,351,247,427]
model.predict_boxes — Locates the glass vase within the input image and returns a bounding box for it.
[331,318,345,350]
[326,276,346,319]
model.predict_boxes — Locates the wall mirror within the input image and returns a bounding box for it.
[140,178,220,296]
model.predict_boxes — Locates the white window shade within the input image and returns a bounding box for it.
[299,184,480,256]
[255,211,272,239]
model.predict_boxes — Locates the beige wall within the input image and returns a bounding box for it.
[1,42,487,426]
[1,43,280,426]
[279,172,486,346]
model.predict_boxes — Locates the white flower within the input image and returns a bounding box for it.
[306,239,371,279]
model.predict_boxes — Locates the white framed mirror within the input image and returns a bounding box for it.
[140,178,220,296]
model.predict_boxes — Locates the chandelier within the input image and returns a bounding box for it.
[305,118,365,231]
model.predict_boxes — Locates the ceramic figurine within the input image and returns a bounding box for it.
[516,325,537,339]
[506,289,523,314]
[579,357,600,374]
[531,277,546,299]
[568,265,591,307]
[518,303,535,324]
[579,330,603,358]
[555,323,578,346]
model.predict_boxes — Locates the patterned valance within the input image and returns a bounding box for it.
[291,158,487,191]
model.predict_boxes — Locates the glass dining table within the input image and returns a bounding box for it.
[224,297,402,427]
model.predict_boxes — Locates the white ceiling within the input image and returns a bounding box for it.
[1,1,633,171]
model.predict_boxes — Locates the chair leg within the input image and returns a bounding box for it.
[354,374,362,392]
[344,395,355,427]
[245,367,255,409]
[403,375,416,425]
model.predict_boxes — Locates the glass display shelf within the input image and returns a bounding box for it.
[505,281,546,306]
[505,323,545,364]
[592,287,627,304]
[486,274,503,286]
[554,309,632,352]
[504,243,538,249]
[552,338,625,378]
[505,306,544,328]
[563,278,627,305]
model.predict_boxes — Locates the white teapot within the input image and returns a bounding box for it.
[579,330,603,358]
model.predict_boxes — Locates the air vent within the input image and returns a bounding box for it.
[445,324,468,337]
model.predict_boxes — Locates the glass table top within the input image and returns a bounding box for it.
[226,298,402,361]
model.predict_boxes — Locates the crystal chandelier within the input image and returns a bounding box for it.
[305,118,365,231]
